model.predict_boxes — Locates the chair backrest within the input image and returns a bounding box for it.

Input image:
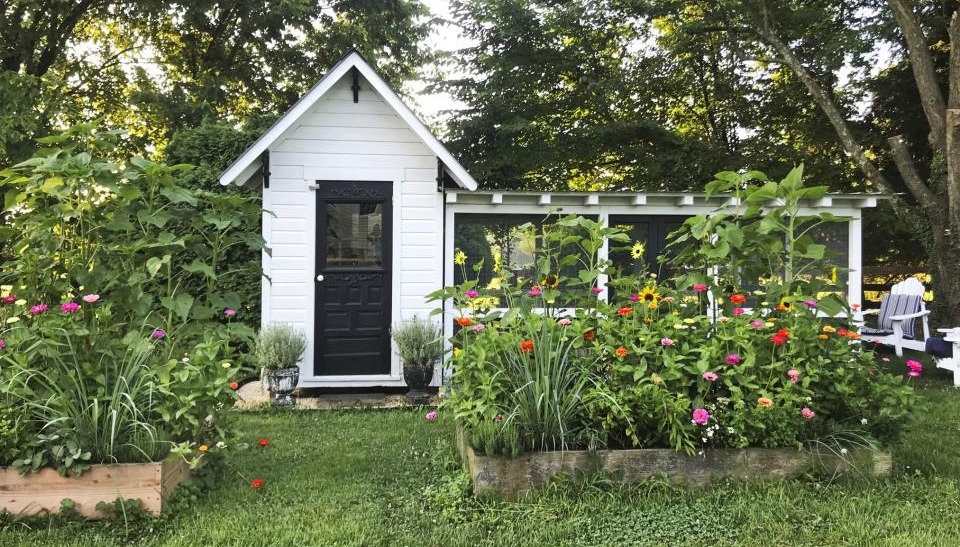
[879,277,926,339]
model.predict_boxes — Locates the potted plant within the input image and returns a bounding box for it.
[254,324,307,406]
[391,316,444,402]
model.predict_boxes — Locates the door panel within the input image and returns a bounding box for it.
[314,182,392,376]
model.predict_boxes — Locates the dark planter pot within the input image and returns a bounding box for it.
[403,362,434,402]
[263,366,300,406]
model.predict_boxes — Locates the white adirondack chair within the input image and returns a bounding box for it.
[856,277,931,356]
[928,328,960,387]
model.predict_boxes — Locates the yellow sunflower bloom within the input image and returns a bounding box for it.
[631,242,645,260]
[638,286,660,306]
[454,250,467,265]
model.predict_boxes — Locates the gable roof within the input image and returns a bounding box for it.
[218,51,478,190]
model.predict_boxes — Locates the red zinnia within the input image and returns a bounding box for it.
[617,307,633,316]
[615,346,628,358]
[770,334,787,346]
[455,317,473,327]
[730,293,747,305]
[258,438,269,447]
[583,331,595,341]
[251,478,265,489]
[229,381,239,390]
[519,339,534,354]
[777,327,790,338]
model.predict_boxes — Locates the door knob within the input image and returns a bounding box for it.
[316,274,324,282]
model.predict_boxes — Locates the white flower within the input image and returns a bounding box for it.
[181,357,190,363]
[221,361,232,369]
[840,448,849,455]
[860,418,868,425]
[216,441,227,449]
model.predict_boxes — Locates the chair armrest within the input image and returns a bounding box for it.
[889,309,931,321]
[859,309,880,316]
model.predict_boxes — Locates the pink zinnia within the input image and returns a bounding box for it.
[2,294,16,305]
[851,303,862,311]
[733,307,745,316]
[629,294,639,302]
[750,320,764,328]
[60,302,80,313]
[82,294,100,304]
[801,407,816,420]
[693,284,708,292]
[692,408,710,425]
[804,300,817,308]
[906,359,922,378]
[473,323,485,332]
[557,318,571,326]
[0,338,5,350]
[660,337,674,346]
[592,287,603,295]
[787,369,800,384]
[702,371,718,382]
[29,304,48,315]
[151,329,166,339]
[726,353,741,365]
[465,290,479,298]
[425,410,438,421]
[528,287,542,296]
[224,309,237,317]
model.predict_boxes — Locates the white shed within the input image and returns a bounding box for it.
[221,52,881,389]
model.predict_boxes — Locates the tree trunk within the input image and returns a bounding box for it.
[925,207,960,327]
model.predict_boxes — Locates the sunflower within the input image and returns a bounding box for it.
[638,286,660,305]
[454,250,467,266]
[542,274,559,289]
[630,241,646,260]
[777,297,792,311]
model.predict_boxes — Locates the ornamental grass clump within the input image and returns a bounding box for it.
[254,324,307,369]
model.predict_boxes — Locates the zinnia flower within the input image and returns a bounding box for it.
[473,323,485,332]
[583,331,595,341]
[259,438,269,447]
[617,307,633,316]
[660,337,674,346]
[494,414,503,422]
[787,369,800,384]
[528,285,542,296]
[60,302,80,313]
[823,325,837,333]
[151,329,166,339]
[519,339,534,353]
[757,397,773,408]
[615,346,628,358]
[725,353,741,365]
[692,408,710,425]
[82,294,100,303]
[0,338,5,350]
[804,300,817,308]
[733,307,745,316]
[425,410,438,421]
[455,317,473,327]
[251,479,265,489]
[224,309,237,317]
[198,444,209,453]
[770,334,787,346]
[801,407,816,420]
[30,303,48,315]
[702,371,718,382]
[2,294,17,305]
[629,294,639,302]
[750,320,764,328]
[906,359,922,378]
[229,381,239,390]
[465,290,479,298]
[693,284,708,292]
[557,318,571,326]
[730,293,747,305]
[592,287,603,295]
[850,303,862,312]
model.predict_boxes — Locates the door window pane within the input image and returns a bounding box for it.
[326,203,383,267]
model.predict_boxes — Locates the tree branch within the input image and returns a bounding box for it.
[948,12,960,229]
[887,135,939,209]
[887,0,948,153]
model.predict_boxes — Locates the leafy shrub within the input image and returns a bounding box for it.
[391,316,444,366]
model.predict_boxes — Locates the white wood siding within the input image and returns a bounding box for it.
[264,72,444,387]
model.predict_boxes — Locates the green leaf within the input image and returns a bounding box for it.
[184,260,216,279]
[146,254,171,278]
[161,293,195,320]
[160,185,198,205]
[137,209,173,228]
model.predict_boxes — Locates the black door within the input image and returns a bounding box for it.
[314,181,392,376]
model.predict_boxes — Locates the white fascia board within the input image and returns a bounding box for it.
[218,52,478,191]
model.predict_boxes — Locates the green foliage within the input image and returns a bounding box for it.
[254,324,306,370]
[391,316,444,366]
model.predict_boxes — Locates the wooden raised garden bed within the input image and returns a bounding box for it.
[0,456,190,518]
[458,434,891,500]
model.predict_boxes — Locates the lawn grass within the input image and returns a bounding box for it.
[2,352,959,546]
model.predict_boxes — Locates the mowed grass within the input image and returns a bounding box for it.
[2,352,960,547]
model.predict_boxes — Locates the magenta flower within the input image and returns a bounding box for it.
[804,300,817,308]
[787,369,800,384]
[660,337,674,346]
[750,320,764,328]
[725,353,741,365]
[81,294,100,304]
[557,318,571,326]
[733,307,745,316]
[592,287,603,295]
[151,329,166,339]
[702,371,718,382]
[425,410,438,421]
[60,302,80,313]
[906,359,923,378]
[29,304,48,315]
[692,408,710,425]
[224,309,237,317]
[629,294,639,302]
[693,284,708,292]
[0,338,5,350]
[472,323,486,332]
[465,290,479,299]
[801,407,816,420]
[2,295,16,305]
[494,413,503,422]
[528,287,542,296]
